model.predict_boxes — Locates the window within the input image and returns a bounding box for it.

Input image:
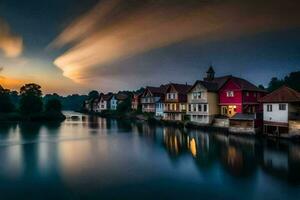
[188,104,191,112]
[193,93,197,99]
[182,104,186,110]
[192,92,202,99]
[198,104,202,112]
[246,92,249,96]
[204,104,207,112]
[267,104,272,112]
[193,104,196,112]
[279,104,286,111]
[226,91,234,97]
[254,93,257,97]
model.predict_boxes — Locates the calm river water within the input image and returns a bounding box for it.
[0,111,300,199]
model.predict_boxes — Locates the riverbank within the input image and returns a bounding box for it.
[80,110,300,141]
[0,111,66,122]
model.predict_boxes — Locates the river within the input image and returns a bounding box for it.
[0,111,299,199]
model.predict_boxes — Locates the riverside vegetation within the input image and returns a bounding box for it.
[0,83,65,122]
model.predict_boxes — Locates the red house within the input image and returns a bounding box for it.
[218,76,267,117]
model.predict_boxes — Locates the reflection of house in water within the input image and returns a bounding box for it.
[262,141,300,184]
[215,134,258,177]
[87,115,100,129]
[187,131,218,169]
[163,127,188,157]
[187,131,210,157]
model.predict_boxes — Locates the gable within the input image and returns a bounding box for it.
[220,79,241,91]
[191,82,208,93]
[144,89,152,97]
[167,85,177,93]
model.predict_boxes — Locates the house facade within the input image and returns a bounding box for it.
[218,77,266,118]
[97,93,113,112]
[110,95,118,110]
[131,93,142,110]
[141,86,166,114]
[260,86,300,136]
[155,100,164,117]
[187,81,219,124]
[163,83,191,121]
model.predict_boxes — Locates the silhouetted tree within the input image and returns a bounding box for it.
[284,71,300,92]
[117,97,131,114]
[0,86,14,113]
[258,84,265,90]
[19,83,43,114]
[45,99,62,112]
[268,77,284,92]
[88,90,99,100]
[267,71,300,92]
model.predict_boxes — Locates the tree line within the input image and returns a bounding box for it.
[261,71,300,92]
[0,83,65,121]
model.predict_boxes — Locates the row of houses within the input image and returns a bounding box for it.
[84,92,129,113]
[132,66,300,137]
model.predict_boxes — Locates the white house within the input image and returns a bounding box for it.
[97,93,113,112]
[260,86,300,136]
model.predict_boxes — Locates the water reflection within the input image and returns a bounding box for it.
[0,112,300,199]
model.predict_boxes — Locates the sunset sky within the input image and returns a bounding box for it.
[1,0,300,95]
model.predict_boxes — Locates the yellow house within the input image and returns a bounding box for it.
[187,80,220,124]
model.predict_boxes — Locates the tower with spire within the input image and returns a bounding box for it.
[205,65,215,81]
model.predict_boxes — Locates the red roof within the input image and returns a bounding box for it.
[259,86,300,103]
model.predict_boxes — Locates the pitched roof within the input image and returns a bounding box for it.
[189,80,219,92]
[115,93,128,101]
[259,86,300,103]
[229,76,266,92]
[143,85,167,97]
[205,75,231,90]
[168,83,192,94]
[100,93,113,101]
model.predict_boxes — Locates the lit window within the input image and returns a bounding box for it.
[279,104,286,111]
[246,92,249,96]
[267,104,272,112]
[226,91,234,97]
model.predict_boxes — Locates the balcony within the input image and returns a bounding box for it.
[186,110,208,115]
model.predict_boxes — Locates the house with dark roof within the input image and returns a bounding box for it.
[187,66,238,125]
[163,83,191,121]
[259,86,300,136]
[187,80,220,125]
[218,75,267,117]
[97,93,114,112]
[141,85,166,116]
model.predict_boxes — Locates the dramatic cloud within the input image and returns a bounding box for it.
[0,19,23,58]
[52,0,300,83]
